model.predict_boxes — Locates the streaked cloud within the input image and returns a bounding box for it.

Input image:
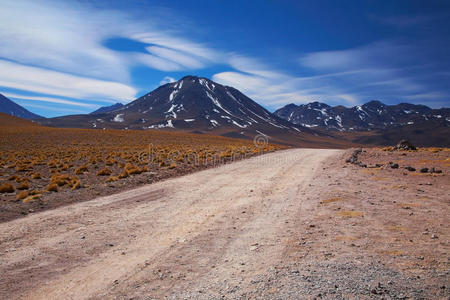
[0,60,137,102]
[2,93,98,108]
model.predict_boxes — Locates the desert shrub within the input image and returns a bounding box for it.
[28,190,42,195]
[118,170,129,179]
[8,174,19,181]
[31,173,41,179]
[70,177,81,190]
[75,165,88,174]
[106,176,119,183]
[51,173,70,186]
[105,159,117,166]
[46,183,58,192]
[17,181,30,190]
[127,167,142,175]
[96,168,112,176]
[23,194,41,203]
[0,183,15,193]
[15,176,29,183]
[16,191,28,200]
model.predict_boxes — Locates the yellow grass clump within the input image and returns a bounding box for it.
[0,182,15,193]
[96,168,112,176]
[75,165,88,175]
[17,181,30,190]
[31,173,41,179]
[46,183,58,192]
[23,194,41,203]
[337,210,364,217]
[321,197,343,204]
[106,176,119,183]
[16,190,29,200]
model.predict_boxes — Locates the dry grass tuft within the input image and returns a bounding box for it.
[23,194,41,203]
[17,181,30,190]
[46,183,58,192]
[16,190,28,200]
[96,168,112,176]
[0,182,15,193]
[31,173,41,179]
[380,250,403,256]
[321,197,343,204]
[106,176,119,183]
[75,165,88,175]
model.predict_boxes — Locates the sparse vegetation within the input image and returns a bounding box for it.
[0,124,284,207]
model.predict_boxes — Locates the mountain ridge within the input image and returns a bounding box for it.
[275,100,449,131]
[0,93,43,119]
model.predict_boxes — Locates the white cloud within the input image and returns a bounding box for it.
[0,0,223,110]
[160,76,176,85]
[132,33,222,63]
[146,46,206,69]
[0,60,137,102]
[3,93,98,108]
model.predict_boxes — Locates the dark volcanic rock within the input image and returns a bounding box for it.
[394,140,417,151]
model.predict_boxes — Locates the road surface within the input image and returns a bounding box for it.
[0,149,339,299]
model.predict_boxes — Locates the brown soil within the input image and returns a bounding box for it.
[0,148,448,299]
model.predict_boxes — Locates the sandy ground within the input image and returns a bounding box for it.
[0,148,448,299]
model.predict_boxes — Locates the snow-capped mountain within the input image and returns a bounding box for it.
[40,76,329,146]
[275,100,450,131]
[0,93,43,119]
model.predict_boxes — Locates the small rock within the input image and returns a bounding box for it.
[430,167,442,174]
[431,234,438,239]
[405,166,416,172]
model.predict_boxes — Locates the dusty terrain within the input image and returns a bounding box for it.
[0,148,449,299]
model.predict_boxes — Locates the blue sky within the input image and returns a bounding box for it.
[1,0,449,117]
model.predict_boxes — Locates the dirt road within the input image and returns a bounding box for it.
[0,149,337,299]
[1,148,448,299]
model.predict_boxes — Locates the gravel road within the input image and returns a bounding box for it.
[1,148,448,299]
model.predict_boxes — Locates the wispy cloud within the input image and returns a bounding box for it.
[0,0,224,113]
[0,60,137,102]
[160,76,176,85]
[3,93,98,108]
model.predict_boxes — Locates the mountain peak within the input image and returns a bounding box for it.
[363,100,385,107]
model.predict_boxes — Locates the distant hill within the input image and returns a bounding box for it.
[0,112,40,127]
[0,93,43,119]
[90,103,124,114]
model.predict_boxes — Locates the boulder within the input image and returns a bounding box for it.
[394,140,417,151]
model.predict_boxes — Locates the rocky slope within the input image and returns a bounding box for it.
[0,93,42,119]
